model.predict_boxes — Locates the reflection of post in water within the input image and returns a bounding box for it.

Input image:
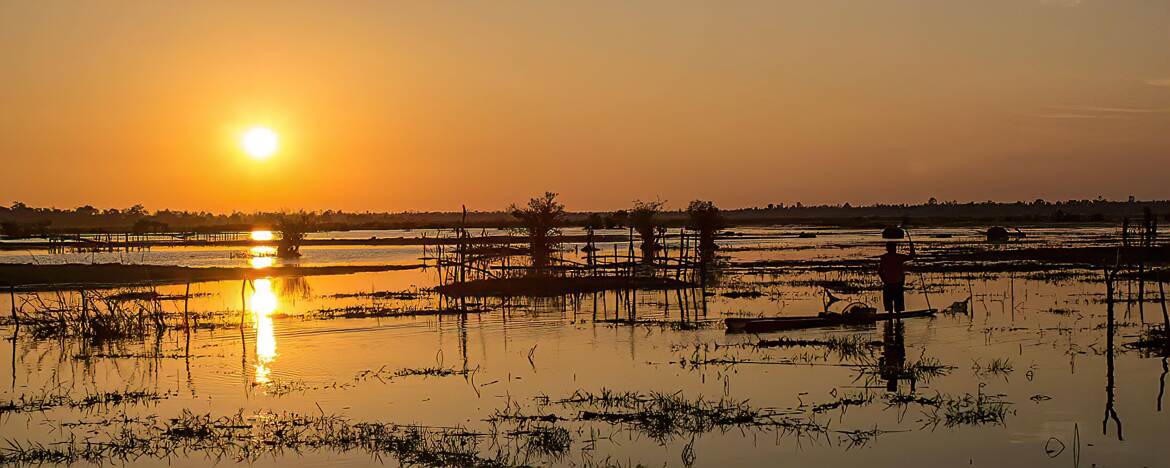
[1159,357,1167,412]
[699,278,708,317]
[10,285,19,327]
[240,278,248,379]
[458,311,468,373]
[880,319,909,392]
[591,291,598,321]
[1103,265,1123,440]
[9,286,19,391]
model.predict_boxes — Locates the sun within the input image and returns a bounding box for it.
[242,127,278,159]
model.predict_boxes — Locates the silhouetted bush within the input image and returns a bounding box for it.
[276,211,313,258]
[630,200,664,264]
[510,192,565,274]
[686,200,724,254]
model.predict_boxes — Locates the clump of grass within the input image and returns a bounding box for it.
[535,388,899,453]
[263,379,314,397]
[489,400,565,424]
[555,388,648,409]
[326,289,425,300]
[755,335,880,361]
[972,358,1015,378]
[305,306,482,320]
[11,290,164,342]
[901,356,956,381]
[551,389,792,443]
[509,424,572,460]
[883,392,944,409]
[924,390,1014,427]
[383,366,470,379]
[670,345,777,369]
[73,350,207,360]
[343,362,472,386]
[810,390,873,414]
[856,351,955,384]
[105,290,208,302]
[836,426,899,450]
[259,365,472,396]
[0,387,172,414]
[0,409,519,467]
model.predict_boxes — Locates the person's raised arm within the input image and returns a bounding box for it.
[904,229,917,258]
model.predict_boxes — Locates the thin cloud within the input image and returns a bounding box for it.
[1027,104,1170,120]
[1146,78,1170,88]
[1029,113,1128,120]
[1048,105,1170,114]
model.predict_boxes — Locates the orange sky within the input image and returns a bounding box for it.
[1,1,1168,212]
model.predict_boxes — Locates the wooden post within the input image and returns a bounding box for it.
[627,226,634,277]
[1159,273,1168,334]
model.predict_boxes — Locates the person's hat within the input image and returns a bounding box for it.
[880,227,905,240]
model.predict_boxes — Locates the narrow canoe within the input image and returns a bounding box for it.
[724,309,936,333]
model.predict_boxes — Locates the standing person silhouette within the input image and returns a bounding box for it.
[878,241,915,313]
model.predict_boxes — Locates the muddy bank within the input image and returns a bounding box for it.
[435,276,693,297]
[0,263,422,290]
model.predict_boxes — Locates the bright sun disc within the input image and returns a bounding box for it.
[242,127,278,159]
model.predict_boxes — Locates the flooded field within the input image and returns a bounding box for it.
[2,226,1167,467]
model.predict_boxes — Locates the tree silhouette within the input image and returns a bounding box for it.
[630,200,664,264]
[509,192,565,274]
[686,200,724,261]
[276,211,313,258]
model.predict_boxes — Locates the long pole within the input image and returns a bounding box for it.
[903,227,932,311]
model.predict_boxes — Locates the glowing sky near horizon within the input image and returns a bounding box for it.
[0,1,1167,212]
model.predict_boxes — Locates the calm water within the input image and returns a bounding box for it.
[1,226,1165,467]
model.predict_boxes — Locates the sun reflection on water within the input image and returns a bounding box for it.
[249,246,277,269]
[250,278,278,384]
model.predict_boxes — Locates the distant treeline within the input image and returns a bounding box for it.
[1,199,1167,237]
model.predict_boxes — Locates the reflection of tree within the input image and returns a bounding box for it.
[277,276,313,301]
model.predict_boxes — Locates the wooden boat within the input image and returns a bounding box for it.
[724,309,936,333]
